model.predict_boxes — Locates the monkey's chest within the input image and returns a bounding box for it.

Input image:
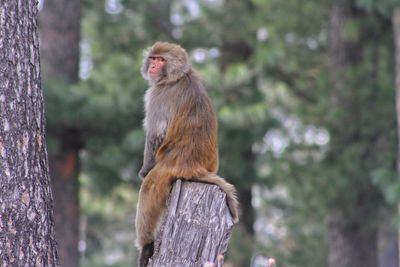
[144,86,182,136]
[145,102,172,137]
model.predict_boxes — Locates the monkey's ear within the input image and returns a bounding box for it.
[164,50,191,83]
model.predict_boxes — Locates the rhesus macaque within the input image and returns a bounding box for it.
[136,42,239,267]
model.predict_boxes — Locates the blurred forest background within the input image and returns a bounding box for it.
[37,0,400,266]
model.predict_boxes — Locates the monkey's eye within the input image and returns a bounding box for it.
[149,56,165,62]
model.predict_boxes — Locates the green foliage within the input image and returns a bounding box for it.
[44,52,146,191]
[373,168,400,204]
[225,226,254,266]
[80,175,138,267]
[357,0,399,15]
[43,0,400,265]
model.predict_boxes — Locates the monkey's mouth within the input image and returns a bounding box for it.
[148,69,159,76]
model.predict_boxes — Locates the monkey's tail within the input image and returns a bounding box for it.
[193,172,240,223]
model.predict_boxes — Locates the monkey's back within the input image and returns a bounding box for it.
[155,72,219,177]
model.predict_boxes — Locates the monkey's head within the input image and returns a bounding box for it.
[141,42,191,85]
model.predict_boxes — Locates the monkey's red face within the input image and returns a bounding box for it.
[148,56,166,78]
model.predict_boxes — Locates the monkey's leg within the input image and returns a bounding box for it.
[138,243,154,267]
[135,169,173,266]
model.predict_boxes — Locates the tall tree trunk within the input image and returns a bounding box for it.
[39,0,80,83]
[218,0,257,237]
[329,0,347,104]
[378,220,399,267]
[47,132,81,267]
[39,0,81,266]
[327,209,377,267]
[0,0,59,265]
[238,187,255,236]
[392,7,400,267]
[327,1,379,266]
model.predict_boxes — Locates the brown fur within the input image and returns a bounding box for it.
[136,42,239,267]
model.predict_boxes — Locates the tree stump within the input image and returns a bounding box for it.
[148,180,235,267]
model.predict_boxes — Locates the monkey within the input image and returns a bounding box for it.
[135,42,239,267]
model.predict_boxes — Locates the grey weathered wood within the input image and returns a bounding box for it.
[148,180,235,267]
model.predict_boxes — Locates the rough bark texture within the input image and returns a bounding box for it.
[148,180,235,267]
[38,0,81,266]
[0,0,59,265]
[392,7,400,266]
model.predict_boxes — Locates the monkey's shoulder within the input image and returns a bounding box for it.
[176,75,211,100]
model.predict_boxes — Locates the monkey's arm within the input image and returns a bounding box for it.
[139,133,164,179]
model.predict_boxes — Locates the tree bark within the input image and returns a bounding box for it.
[0,0,59,265]
[148,180,235,267]
[38,0,81,266]
[327,1,379,266]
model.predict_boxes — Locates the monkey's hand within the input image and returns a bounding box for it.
[140,133,164,179]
